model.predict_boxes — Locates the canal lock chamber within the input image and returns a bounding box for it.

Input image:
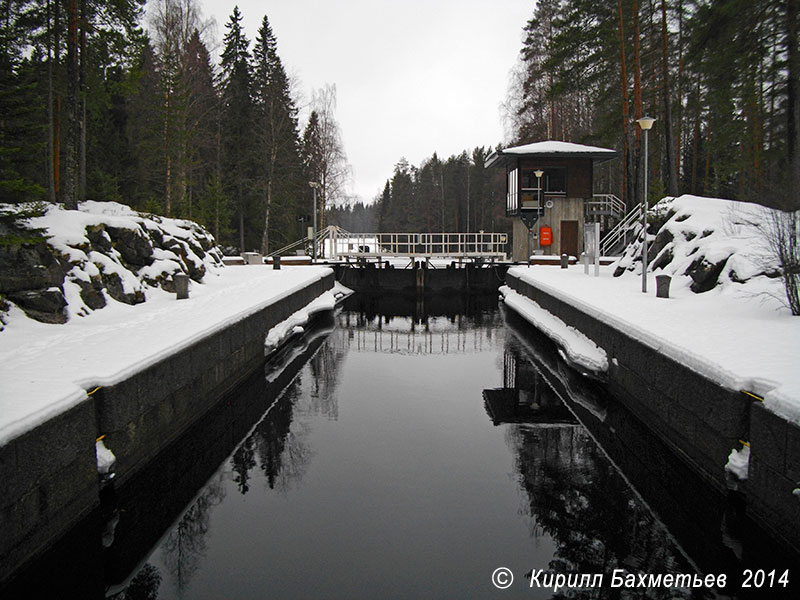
[2,291,799,599]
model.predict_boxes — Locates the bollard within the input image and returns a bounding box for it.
[273,255,281,270]
[656,274,671,298]
[174,273,190,300]
[560,254,569,269]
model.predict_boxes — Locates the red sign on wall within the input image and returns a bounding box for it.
[540,226,553,246]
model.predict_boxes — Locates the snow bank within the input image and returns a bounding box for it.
[1,201,223,324]
[500,285,608,374]
[613,194,783,297]
[0,265,333,446]
[264,290,337,353]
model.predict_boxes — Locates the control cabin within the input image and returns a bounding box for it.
[486,141,618,262]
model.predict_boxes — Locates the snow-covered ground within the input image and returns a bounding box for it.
[504,195,800,423]
[0,265,333,446]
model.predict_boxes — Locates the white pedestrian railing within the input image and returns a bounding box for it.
[586,194,626,219]
[332,231,508,259]
[599,204,642,256]
[268,227,508,260]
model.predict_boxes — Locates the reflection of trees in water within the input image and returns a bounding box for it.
[113,563,161,600]
[500,337,697,598]
[302,337,346,420]
[232,435,256,494]
[512,424,695,599]
[229,336,344,496]
[161,475,226,591]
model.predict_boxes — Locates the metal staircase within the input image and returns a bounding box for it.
[599,204,643,257]
[267,225,351,258]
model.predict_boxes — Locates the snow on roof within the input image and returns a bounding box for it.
[486,140,618,169]
[501,140,617,156]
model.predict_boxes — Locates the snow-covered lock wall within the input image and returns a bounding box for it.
[501,194,800,555]
[0,201,337,581]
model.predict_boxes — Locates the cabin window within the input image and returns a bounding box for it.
[506,168,518,214]
[522,167,566,195]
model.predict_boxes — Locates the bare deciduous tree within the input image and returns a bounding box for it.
[309,84,351,228]
[766,208,800,315]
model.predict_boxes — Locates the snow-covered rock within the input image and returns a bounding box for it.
[0,201,223,324]
[613,195,784,296]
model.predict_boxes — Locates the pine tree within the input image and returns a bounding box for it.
[0,2,47,203]
[180,29,217,218]
[127,39,164,210]
[252,14,302,254]
[219,6,254,251]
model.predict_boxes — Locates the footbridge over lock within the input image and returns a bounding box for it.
[269,227,512,294]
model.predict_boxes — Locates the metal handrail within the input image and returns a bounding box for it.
[599,204,642,256]
[587,194,625,218]
[268,225,352,258]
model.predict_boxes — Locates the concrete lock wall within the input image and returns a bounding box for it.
[505,271,800,554]
[0,271,334,582]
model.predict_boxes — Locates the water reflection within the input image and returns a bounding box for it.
[500,306,800,598]
[161,477,225,591]
[487,329,696,599]
[6,298,799,599]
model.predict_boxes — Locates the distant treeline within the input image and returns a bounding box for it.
[335,149,512,235]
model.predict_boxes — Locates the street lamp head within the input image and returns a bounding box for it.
[309,181,321,189]
[637,116,656,130]
[534,169,544,178]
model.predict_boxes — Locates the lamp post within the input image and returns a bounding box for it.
[637,116,655,293]
[534,169,544,257]
[309,181,321,261]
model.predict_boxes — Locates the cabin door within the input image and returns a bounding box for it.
[560,220,579,257]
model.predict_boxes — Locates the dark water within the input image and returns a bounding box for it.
[4,295,799,599]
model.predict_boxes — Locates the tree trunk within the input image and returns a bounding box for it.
[676,0,684,185]
[164,90,171,216]
[633,0,644,208]
[617,0,631,210]
[63,0,79,209]
[261,181,271,255]
[78,0,86,201]
[660,0,679,196]
[787,0,800,210]
[46,0,55,203]
[52,0,61,200]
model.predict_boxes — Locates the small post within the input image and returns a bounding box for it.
[656,274,671,298]
[174,273,189,300]
[273,255,281,270]
[560,253,569,269]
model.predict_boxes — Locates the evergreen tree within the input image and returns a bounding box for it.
[252,14,302,254]
[0,2,47,203]
[219,6,254,251]
[180,29,217,219]
[127,39,164,211]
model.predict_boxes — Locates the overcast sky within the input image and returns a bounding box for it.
[197,0,533,203]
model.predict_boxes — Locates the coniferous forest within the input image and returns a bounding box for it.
[0,0,352,253]
[2,0,799,255]
[503,0,800,213]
